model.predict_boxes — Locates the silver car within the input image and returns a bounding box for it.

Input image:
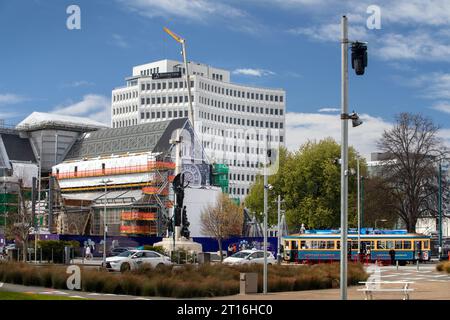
[105,250,172,272]
[222,249,276,265]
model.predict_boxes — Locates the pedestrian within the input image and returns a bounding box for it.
[389,248,396,265]
[232,243,237,253]
[85,245,92,260]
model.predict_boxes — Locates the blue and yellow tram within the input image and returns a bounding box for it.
[282,229,431,265]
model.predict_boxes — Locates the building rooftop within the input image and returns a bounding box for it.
[64,118,189,160]
[16,112,109,132]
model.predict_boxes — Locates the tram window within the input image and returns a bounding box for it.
[326,241,335,249]
[319,241,327,249]
[291,241,298,250]
[352,241,359,250]
[300,240,307,249]
[284,241,289,249]
[395,241,402,249]
[311,241,320,249]
[422,241,429,250]
[386,241,394,249]
[337,241,340,249]
[377,241,386,250]
[403,241,412,249]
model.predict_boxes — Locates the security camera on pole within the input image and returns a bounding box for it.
[340,15,368,300]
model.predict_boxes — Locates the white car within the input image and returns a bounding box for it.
[105,250,172,272]
[223,249,276,265]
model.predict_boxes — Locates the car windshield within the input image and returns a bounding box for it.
[230,252,250,259]
[117,251,135,257]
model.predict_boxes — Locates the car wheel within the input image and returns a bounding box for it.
[156,263,164,269]
[120,262,131,273]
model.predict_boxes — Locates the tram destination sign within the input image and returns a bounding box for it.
[152,71,182,80]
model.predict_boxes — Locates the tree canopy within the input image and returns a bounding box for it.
[245,138,367,232]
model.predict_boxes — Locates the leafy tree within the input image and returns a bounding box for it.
[200,193,243,260]
[245,139,366,232]
[377,113,448,232]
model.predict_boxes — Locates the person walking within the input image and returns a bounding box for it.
[389,248,396,266]
[85,245,92,260]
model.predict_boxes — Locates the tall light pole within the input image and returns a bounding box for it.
[340,15,368,300]
[357,158,361,256]
[438,162,442,259]
[262,135,272,294]
[340,15,349,300]
[100,179,112,266]
[277,195,281,264]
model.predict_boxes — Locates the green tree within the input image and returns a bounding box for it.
[245,139,366,232]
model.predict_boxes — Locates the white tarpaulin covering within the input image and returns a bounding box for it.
[11,162,38,188]
[16,112,108,131]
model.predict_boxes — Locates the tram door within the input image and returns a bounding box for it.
[361,241,373,260]
[413,241,422,261]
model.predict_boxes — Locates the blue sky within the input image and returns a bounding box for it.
[1,0,450,158]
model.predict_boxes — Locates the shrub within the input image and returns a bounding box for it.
[143,245,167,255]
[437,261,450,273]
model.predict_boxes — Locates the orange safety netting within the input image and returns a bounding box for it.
[121,211,158,221]
[53,161,175,180]
[120,225,157,234]
[142,186,169,196]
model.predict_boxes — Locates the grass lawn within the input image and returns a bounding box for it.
[0,291,88,300]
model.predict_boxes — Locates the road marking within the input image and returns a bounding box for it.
[433,274,447,278]
[39,292,53,295]
[381,275,397,278]
[134,297,151,300]
[88,293,101,296]
[0,282,3,288]
[104,293,117,296]
[69,295,85,299]
[52,291,68,295]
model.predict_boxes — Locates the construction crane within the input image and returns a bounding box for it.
[163,27,194,127]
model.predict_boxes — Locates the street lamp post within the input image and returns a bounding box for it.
[357,158,361,256]
[438,162,443,260]
[100,179,112,267]
[340,15,350,301]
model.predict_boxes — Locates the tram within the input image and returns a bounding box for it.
[282,229,431,265]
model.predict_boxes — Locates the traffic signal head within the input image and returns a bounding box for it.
[351,42,368,75]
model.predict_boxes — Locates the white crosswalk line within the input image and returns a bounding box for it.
[69,295,85,299]
[88,293,101,296]
[0,282,3,288]
[134,297,151,300]
[39,292,53,295]
[381,274,397,278]
[433,275,447,278]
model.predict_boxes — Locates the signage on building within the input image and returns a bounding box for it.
[152,71,182,80]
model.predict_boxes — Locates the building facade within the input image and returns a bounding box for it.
[111,59,286,200]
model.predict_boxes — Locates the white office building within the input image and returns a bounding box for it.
[111,59,286,200]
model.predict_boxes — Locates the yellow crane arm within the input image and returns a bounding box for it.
[163,27,183,44]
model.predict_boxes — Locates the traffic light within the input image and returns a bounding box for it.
[351,42,368,75]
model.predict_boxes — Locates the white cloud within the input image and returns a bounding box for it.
[377,32,450,62]
[0,93,27,106]
[51,94,110,124]
[432,102,450,114]
[232,68,275,77]
[62,80,94,88]
[288,22,368,42]
[285,112,392,160]
[111,34,129,48]
[118,0,246,21]
[318,107,340,113]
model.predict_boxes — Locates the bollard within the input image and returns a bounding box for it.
[396,260,399,270]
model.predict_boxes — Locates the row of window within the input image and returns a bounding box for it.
[199,81,283,103]
[140,95,194,105]
[140,80,194,91]
[113,91,138,102]
[201,127,282,141]
[203,140,283,153]
[113,105,138,115]
[230,173,256,183]
[200,111,284,129]
[113,119,138,128]
[229,187,250,196]
[139,67,160,76]
[140,110,189,120]
[199,97,283,116]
